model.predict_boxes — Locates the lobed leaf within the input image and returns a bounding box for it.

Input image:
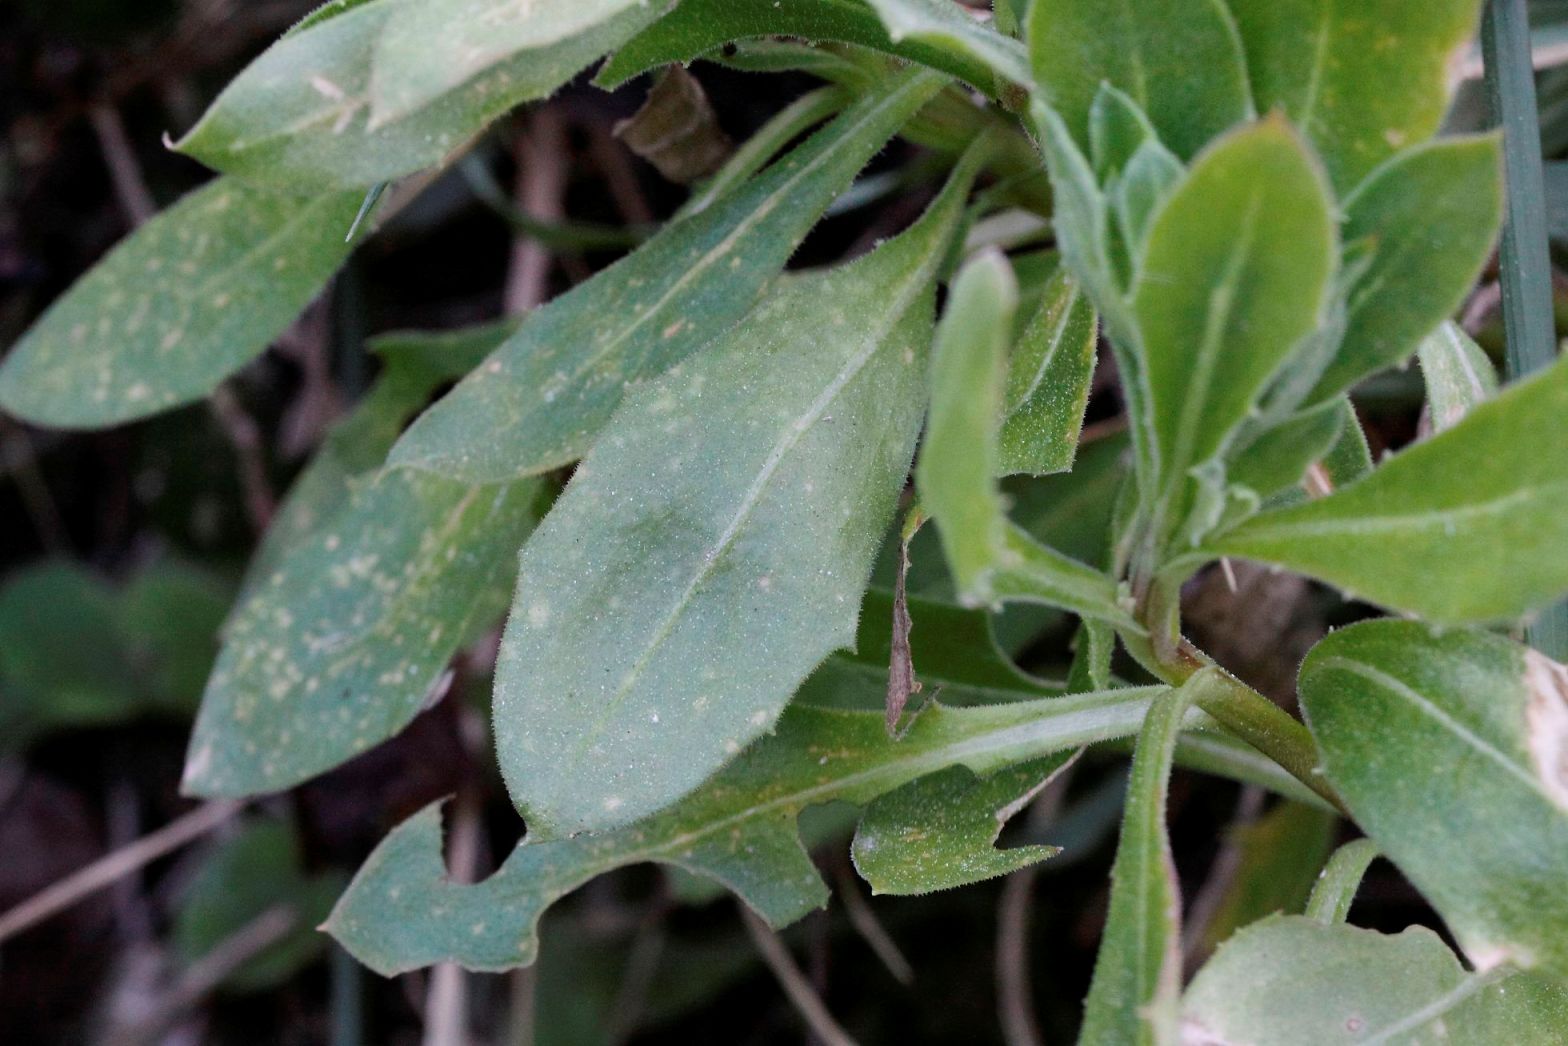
[1026,0,1253,161]
[388,70,946,482]
[1182,916,1568,1044]
[1199,356,1568,623]
[1299,621,1568,983]
[329,687,1175,974]
[176,0,670,189]
[851,755,1073,895]
[183,470,546,797]
[1309,136,1503,403]
[0,178,360,427]
[1227,0,1487,192]
[491,144,985,837]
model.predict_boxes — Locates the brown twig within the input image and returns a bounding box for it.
[421,792,484,1046]
[506,108,569,315]
[740,906,859,1046]
[0,799,244,945]
[995,764,1074,1046]
[89,104,157,227]
[207,385,276,533]
[833,867,913,986]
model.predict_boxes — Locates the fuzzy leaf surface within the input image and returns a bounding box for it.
[1227,0,1486,192]
[491,154,981,837]
[1201,357,1568,623]
[1026,0,1252,160]
[329,688,1174,974]
[1417,320,1499,434]
[859,0,1031,86]
[176,0,669,189]
[999,260,1098,476]
[0,179,359,426]
[1300,621,1568,982]
[388,71,944,482]
[1182,916,1568,1044]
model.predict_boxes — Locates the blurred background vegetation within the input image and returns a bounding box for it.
[4,2,1568,1043]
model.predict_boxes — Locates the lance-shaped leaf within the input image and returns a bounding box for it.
[918,250,1017,600]
[1199,356,1568,623]
[0,179,360,427]
[328,687,1175,974]
[1182,916,1568,1045]
[1079,672,1209,1046]
[176,0,670,189]
[183,470,546,797]
[1227,0,1486,192]
[491,147,983,838]
[597,0,1001,94]
[244,320,518,592]
[1026,0,1252,161]
[859,0,1032,86]
[1134,117,1337,527]
[1418,320,1499,434]
[1226,398,1348,505]
[1309,136,1502,403]
[851,754,1074,895]
[389,70,946,482]
[998,259,1099,477]
[1299,621,1568,982]
[367,0,660,127]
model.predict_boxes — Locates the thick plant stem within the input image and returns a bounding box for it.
[1118,627,1346,815]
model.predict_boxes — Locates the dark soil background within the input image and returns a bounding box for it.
[1,3,1557,1044]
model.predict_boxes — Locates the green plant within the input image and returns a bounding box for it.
[4,0,1568,1040]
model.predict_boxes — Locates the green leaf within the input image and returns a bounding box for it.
[183,470,546,797]
[1309,136,1503,402]
[1079,672,1209,1046]
[918,249,1017,600]
[1417,320,1499,433]
[1227,0,1486,192]
[244,320,518,592]
[491,145,983,837]
[859,0,1032,86]
[998,260,1099,476]
[1182,916,1568,1045]
[367,0,658,127]
[1026,0,1253,160]
[1133,117,1337,536]
[1200,356,1568,623]
[851,755,1073,895]
[1185,922,1568,1041]
[328,687,1175,974]
[388,70,946,482]
[0,178,359,427]
[597,0,1002,94]
[174,818,344,992]
[1299,621,1568,982]
[1226,398,1347,505]
[1196,801,1338,956]
[1304,838,1380,925]
[175,0,669,189]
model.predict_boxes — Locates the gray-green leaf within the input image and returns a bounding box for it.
[1182,915,1568,1045]
[1227,0,1487,192]
[1201,356,1568,624]
[1299,621,1568,983]
[1309,136,1502,403]
[1417,320,1499,433]
[0,178,359,427]
[176,0,669,190]
[860,0,1032,86]
[491,147,981,837]
[851,755,1073,895]
[1134,117,1337,532]
[328,687,1174,974]
[388,69,945,482]
[999,259,1099,477]
[183,470,546,797]
[1026,0,1253,160]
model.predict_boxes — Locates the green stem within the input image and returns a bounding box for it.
[1305,839,1380,925]
[1118,626,1346,814]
